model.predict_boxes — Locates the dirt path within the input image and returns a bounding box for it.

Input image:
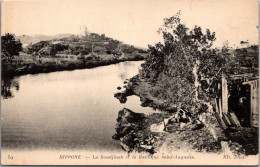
[154,127,222,154]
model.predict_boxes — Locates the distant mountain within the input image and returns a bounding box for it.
[16,33,73,45]
[133,45,148,51]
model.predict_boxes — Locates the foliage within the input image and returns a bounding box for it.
[139,13,248,112]
[105,40,120,54]
[52,44,69,52]
[122,45,137,54]
[69,46,91,55]
[27,41,49,54]
[1,33,22,61]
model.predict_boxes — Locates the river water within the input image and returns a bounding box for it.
[1,61,155,152]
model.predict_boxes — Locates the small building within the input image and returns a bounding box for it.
[214,73,258,129]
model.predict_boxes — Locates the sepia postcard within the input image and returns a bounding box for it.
[1,0,259,165]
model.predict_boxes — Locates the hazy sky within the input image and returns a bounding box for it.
[2,0,259,48]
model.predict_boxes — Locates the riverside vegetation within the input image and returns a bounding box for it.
[1,13,258,156]
[113,13,258,155]
[1,32,148,77]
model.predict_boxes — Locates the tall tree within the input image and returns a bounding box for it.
[140,13,237,112]
[1,33,22,61]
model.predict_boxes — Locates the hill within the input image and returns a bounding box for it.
[16,33,73,46]
[2,32,148,77]
[23,33,148,58]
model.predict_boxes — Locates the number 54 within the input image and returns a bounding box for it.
[8,155,13,160]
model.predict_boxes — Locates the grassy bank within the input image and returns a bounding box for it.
[2,52,146,77]
[115,75,178,111]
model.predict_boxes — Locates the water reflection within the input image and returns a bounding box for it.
[118,72,127,81]
[1,61,150,151]
[1,77,20,99]
[117,61,142,81]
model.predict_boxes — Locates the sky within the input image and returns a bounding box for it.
[1,0,259,48]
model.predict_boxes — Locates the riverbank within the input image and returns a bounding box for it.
[113,108,222,154]
[114,76,222,154]
[2,53,146,77]
[114,75,177,111]
[114,75,258,156]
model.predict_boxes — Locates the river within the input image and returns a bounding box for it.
[1,61,156,153]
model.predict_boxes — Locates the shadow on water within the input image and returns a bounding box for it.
[1,77,20,99]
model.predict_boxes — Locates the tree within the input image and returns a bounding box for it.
[1,33,22,61]
[139,12,237,112]
[101,34,106,40]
